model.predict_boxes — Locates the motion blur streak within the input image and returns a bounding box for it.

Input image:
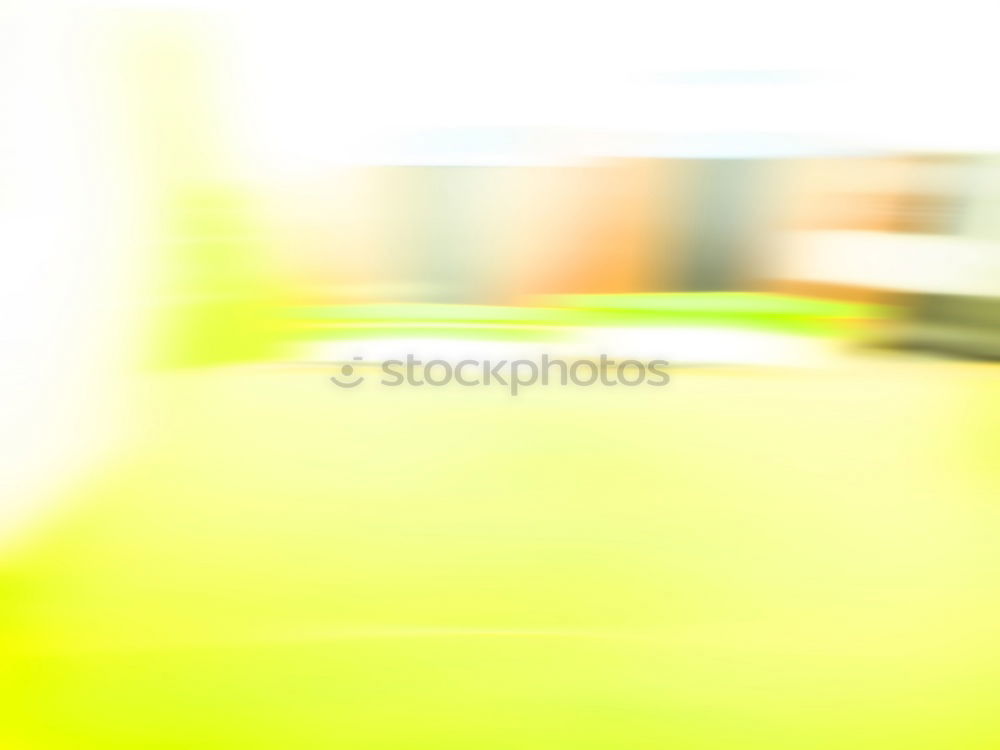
[1,2,999,749]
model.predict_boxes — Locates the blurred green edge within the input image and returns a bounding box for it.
[285,293,888,342]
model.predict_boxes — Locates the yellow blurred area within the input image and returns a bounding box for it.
[2,361,1000,748]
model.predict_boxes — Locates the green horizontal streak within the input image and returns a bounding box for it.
[293,326,565,342]
[283,294,888,340]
